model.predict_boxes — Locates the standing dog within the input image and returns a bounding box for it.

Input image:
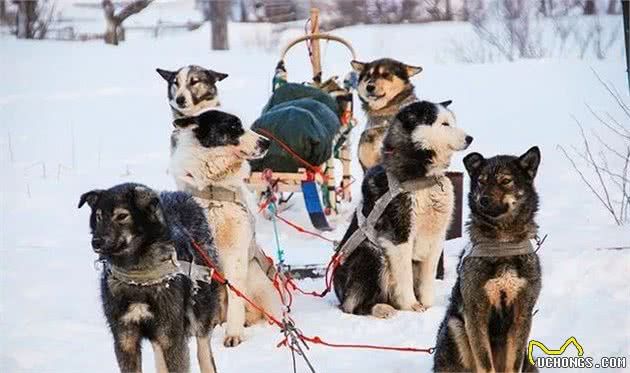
[433,147,542,372]
[169,109,279,347]
[157,65,228,119]
[333,101,473,318]
[79,183,221,373]
[351,58,423,171]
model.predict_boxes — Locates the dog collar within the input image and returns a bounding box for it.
[192,185,246,208]
[105,255,214,286]
[463,240,536,259]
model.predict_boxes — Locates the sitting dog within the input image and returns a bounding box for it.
[333,101,473,318]
[433,147,542,373]
[157,65,228,119]
[350,58,423,171]
[78,183,221,373]
[169,109,279,347]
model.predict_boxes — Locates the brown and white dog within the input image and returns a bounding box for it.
[351,58,423,171]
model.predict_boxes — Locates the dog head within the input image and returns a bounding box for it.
[78,183,166,258]
[464,146,541,221]
[351,58,422,111]
[170,110,271,189]
[382,100,473,179]
[156,65,228,118]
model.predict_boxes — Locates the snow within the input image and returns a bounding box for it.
[1,16,629,373]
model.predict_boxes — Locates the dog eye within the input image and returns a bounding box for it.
[442,122,450,126]
[115,213,129,222]
[500,178,512,185]
[190,79,199,85]
[382,73,390,79]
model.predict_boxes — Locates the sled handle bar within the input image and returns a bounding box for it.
[279,33,357,62]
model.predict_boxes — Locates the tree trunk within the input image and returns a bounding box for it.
[607,0,618,15]
[210,0,229,50]
[444,0,453,20]
[583,0,596,15]
[104,17,119,45]
[102,0,153,45]
[1,0,6,22]
[16,0,36,39]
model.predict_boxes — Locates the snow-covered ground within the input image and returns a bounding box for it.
[1,14,629,373]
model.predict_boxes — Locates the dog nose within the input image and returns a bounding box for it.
[366,84,375,93]
[257,137,271,150]
[465,136,474,145]
[176,96,186,106]
[479,196,490,208]
[91,237,105,252]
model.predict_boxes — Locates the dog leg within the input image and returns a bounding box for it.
[161,335,190,373]
[246,260,280,324]
[113,329,142,373]
[221,249,247,347]
[371,303,397,319]
[416,242,443,308]
[505,302,534,373]
[463,312,495,373]
[151,341,168,373]
[196,336,217,373]
[383,241,422,311]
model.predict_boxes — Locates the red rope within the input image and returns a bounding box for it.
[255,128,327,181]
[190,240,283,328]
[274,213,337,244]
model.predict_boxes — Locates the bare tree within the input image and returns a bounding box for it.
[102,0,154,45]
[558,70,630,225]
[14,0,36,38]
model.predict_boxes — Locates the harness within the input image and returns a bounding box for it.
[191,185,278,281]
[337,173,443,265]
[105,253,214,286]
[462,240,536,258]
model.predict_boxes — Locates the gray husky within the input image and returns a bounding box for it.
[433,147,542,373]
[79,183,221,373]
[157,65,228,119]
[351,58,422,171]
[333,101,472,318]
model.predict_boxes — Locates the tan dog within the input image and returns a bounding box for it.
[351,58,422,171]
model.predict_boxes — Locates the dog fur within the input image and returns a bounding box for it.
[79,183,221,373]
[333,101,473,318]
[433,146,543,373]
[157,65,228,119]
[351,58,422,171]
[169,109,279,347]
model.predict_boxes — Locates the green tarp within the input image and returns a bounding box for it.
[250,83,341,173]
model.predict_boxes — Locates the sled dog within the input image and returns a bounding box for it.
[169,109,280,347]
[333,101,473,318]
[157,65,228,119]
[433,147,542,372]
[351,58,422,171]
[79,183,221,373]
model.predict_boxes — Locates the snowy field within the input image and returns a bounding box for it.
[1,13,630,373]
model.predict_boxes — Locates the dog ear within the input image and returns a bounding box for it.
[78,190,103,209]
[211,70,228,82]
[439,100,453,108]
[156,68,176,82]
[396,106,418,132]
[463,152,485,175]
[350,60,367,73]
[518,146,541,179]
[405,64,423,77]
[133,186,160,210]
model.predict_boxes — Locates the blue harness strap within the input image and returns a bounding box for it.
[301,180,333,231]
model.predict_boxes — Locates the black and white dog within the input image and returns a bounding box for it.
[157,65,228,119]
[334,101,473,318]
[169,110,279,347]
[79,183,221,373]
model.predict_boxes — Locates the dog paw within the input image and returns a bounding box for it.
[371,303,397,319]
[410,302,427,312]
[223,335,243,347]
